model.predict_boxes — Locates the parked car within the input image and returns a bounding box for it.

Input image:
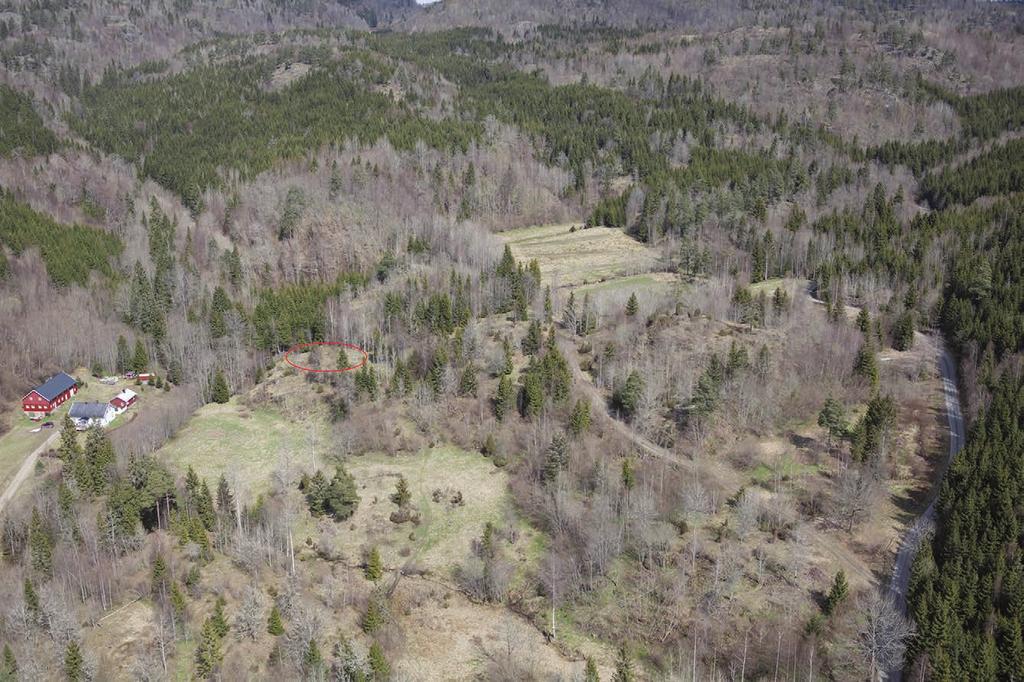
[41,421,55,429]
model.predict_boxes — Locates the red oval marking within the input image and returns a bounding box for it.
[283,341,368,373]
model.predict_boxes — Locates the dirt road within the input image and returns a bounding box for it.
[885,345,964,680]
[0,429,59,514]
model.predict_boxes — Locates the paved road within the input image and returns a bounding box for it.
[0,430,59,515]
[885,345,965,680]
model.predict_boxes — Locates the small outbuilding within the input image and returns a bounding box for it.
[110,389,138,413]
[69,402,115,430]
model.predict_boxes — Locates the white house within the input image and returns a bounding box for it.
[68,402,115,430]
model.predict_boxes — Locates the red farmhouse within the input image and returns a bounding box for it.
[22,372,78,419]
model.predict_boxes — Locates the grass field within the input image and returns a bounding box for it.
[337,447,532,576]
[501,223,665,288]
[157,397,326,492]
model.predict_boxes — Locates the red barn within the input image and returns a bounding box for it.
[22,372,78,419]
[110,389,138,413]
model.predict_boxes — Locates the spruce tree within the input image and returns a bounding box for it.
[612,646,634,682]
[542,433,569,483]
[267,605,284,636]
[568,399,592,437]
[1,644,15,678]
[458,365,478,396]
[57,414,81,462]
[210,369,230,404]
[196,480,216,531]
[625,292,639,317]
[151,554,168,597]
[211,596,229,638]
[368,641,390,680]
[216,474,234,516]
[853,342,879,385]
[23,578,40,618]
[494,375,515,421]
[365,547,383,581]
[817,397,847,449]
[28,508,53,579]
[824,570,849,615]
[585,656,600,682]
[303,638,324,676]
[64,640,84,682]
[390,476,411,509]
[115,335,130,374]
[132,339,149,373]
[195,616,223,678]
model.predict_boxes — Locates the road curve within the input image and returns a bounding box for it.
[885,344,965,680]
[0,430,59,515]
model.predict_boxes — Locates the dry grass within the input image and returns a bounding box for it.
[156,397,326,493]
[326,447,534,576]
[501,223,664,288]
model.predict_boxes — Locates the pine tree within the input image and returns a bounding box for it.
[267,605,284,636]
[625,292,639,317]
[365,547,383,581]
[368,641,390,680]
[824,570,849,615]
[64,640,84,681]
[210,369,230,403]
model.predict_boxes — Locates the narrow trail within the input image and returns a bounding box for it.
[0,429,59,515]
[559,332,687,469]
[885,345,965,681]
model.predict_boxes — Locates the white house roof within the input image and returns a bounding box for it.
[113,389,137,402]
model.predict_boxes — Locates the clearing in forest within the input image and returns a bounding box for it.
[157,398,325,493]
[501,223,664,288]
[336,447,533,575]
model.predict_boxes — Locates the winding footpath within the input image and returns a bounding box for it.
[885,345,965,680]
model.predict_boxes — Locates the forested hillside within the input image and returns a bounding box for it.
[0,0,1021,679]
